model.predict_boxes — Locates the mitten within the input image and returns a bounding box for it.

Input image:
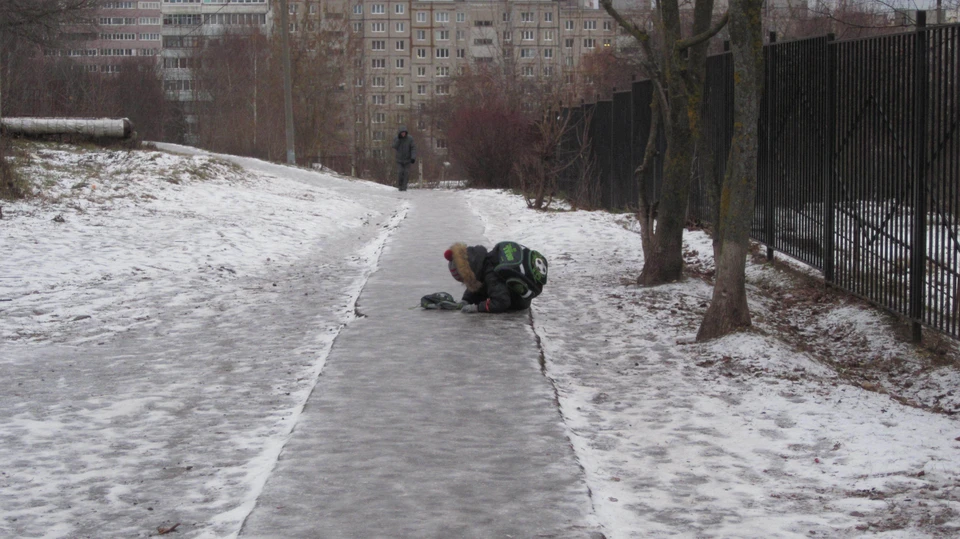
[460,303,479,314]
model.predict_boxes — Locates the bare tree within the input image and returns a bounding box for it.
[600,0,728,285]
[696,0,764,340]
[1,0,100,199]
[0,0,100,44]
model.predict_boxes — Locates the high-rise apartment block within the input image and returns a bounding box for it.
[49,1,162,72]
[63,0,641,160]
[289,0,631,158]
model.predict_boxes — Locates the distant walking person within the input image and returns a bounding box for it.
[391,126,417,191]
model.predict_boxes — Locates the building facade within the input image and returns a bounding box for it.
[49,1,162,72]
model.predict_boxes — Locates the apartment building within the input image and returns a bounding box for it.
[160,0,273,137]
[327,0,626,159]
[48,1,162,73]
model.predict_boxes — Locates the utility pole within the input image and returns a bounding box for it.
[279,0,296,164]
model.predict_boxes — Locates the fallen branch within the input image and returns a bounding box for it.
[157,523,180,535]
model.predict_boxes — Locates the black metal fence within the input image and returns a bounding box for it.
[561,13,960,340]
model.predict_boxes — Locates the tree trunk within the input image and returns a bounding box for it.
[697,0,765,341]
[635,0,716,285]
[638,104,694,284]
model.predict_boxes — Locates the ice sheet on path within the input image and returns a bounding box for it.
[464,190,960,538]
[0,143,405,538]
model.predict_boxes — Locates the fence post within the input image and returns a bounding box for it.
[910,11,929,342]
[765,32,777,261]
[823,34,837,285]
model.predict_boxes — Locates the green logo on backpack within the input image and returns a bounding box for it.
[494,241,548,299]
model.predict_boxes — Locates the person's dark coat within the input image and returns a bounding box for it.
[448,242,532,313]
[392,126,417,164]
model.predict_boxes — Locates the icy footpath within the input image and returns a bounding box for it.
[238,189,599,538]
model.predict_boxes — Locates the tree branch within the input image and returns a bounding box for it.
[598,0,657,62]
[676,11,729,51]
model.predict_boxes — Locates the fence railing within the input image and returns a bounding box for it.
[560,12,960,341]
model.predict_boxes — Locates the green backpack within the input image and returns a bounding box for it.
[493,241,548,299]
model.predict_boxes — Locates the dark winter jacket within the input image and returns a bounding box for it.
[392,126,417,164]
[448,242,532,313]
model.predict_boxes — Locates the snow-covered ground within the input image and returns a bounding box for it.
[2,142,959,538]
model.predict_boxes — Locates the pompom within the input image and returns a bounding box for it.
[444,249,453,261]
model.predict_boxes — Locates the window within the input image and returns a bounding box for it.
[456,48,465,58]
[603,38,611,47]
[352,22,362,32]
[417,119,426,130]
[521,30,534,41]
[353,5,362,14]
[355,77,364,87]
[416,12,427,23]
[371,4,385,14]
[417,84,427,95]
[544,12,553,22]
[456,13,465,23]
[288,3,296,13]
[395,114,405,124]
[565,38,574,48]
[543,48,553,58]
[544,66,555,76]
[395,76,404,87]
[416,30,426,40]
[395,4,404,14]
[474,20,492,27]
[474,38,493,45]
[372,94,386,105]
[435,139,447,149]
[522,66,534,76]
[417,66,426,76]
[310,4,317,14]
[436,66,450,77]
[372,58,385,68]
[583,38,595,48]
[503,31,511,41]
[456,30,464,41]
[437,30,449,40]
[395,22,405,32]
[372,76,385,87]
[436,48,449,58]
[603,20,613,31]
[436,85,449,95]
[521,12,534,22]
[372,149,384,159]
[520,48,535,58]
[373,131,384,141]
[502,12,510,22]
[544,30,554,41]
[372,22,385,32]
[140,17,160,25]
[564,56,573,66]
[584,20,597,30]
[416,48,427,59]
[396,58,405,68]
[372,40,385,50]
[396,40,405,51]
[565,20,574,31]
[396,95,405,105]
[374,112,386,123]
[435,12,449,23]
